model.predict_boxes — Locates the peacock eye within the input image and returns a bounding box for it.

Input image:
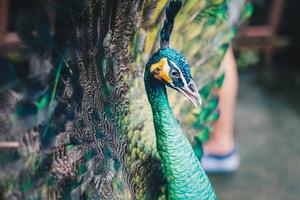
[170,69,179,78]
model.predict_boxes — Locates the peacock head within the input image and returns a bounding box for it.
[146,48,202,107]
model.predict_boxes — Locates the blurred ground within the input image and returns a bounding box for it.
[209,70,300,200]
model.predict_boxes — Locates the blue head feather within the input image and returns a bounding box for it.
[145,1,202,107]
[147,48,193,87]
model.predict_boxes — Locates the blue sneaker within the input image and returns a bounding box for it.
[201,147,240,174]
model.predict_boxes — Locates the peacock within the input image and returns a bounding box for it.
[0,0,251,199]
[144,2,216,199]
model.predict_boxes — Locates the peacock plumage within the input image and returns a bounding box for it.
[0,0,251,199]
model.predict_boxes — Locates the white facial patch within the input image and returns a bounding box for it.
[169,60,189,88]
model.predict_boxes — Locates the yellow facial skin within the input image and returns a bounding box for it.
[150,58,173,83]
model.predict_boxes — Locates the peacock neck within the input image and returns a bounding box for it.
[144,73,216,200]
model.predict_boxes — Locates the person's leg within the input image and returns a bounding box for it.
[203,47,238,155]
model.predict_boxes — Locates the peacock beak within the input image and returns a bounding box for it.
[175,80,202,107]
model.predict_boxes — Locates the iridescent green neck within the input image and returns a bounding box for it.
[144,72,216,199]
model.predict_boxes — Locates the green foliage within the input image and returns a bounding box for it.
[236,49,260,69]
[192,74,225,159]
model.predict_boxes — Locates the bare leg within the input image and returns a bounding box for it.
[203,47,238,155]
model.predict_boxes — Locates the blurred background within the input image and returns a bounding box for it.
[0,0,299,199]
[211,0,300,199]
